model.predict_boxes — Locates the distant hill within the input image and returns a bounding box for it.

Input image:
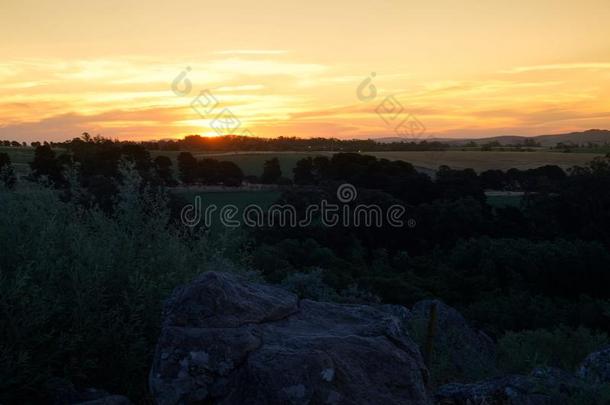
[533,129,610,146]
[376,129,610,147]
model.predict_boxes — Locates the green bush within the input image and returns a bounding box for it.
[407,316,497,386]
[498,326,610,374]
[567,383,610,405]
[0,167,217,403]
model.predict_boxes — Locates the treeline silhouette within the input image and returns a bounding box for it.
[18,138,581,214]
[37,133,449,152]
[0,140,27,147]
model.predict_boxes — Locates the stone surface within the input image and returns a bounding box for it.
[435,366,583,405]
[150,272,430,405]
[577,346,610,384]
[408,300,497,383]
[75,395,133,405]
[46,378,132,405]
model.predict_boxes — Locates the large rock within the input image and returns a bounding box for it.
[435,367,582,405]
[577,346,610,384]
[46,378,132,405]
[150,272,430,405]
[75,396,133,405]
[408,300,496,384]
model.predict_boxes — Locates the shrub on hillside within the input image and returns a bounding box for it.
[0,165,215,403]
[497,326,610,374]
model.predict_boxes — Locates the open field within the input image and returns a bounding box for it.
[570,146,610,154]
[367,151,605,172]
[4,147,605,179]
[154,150,605,177]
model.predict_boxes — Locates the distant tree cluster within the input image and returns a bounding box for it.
[27,134,177,210]
[44,134,449,153]
[554,141,610,152]
[479,165,566,191]
[477,138,541,151]
[177,152,244,186]
[0,140,27,147]
[288,153,569,202]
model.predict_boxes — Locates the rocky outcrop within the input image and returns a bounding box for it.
[150,272,430,405]
[47,379,132,405]
[75,396,133,405]
[577,346,610,384]
[408,300,497,383]
[435,367,583,405]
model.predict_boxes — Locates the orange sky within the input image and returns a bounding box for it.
[1,0,610,142]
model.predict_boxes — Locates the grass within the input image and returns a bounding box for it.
[568,146,610,154]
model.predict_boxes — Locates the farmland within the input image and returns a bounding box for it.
[151,150,605,177]
[5,146,605,179]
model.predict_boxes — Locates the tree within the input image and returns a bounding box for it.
[153,155,175,185]
[198,158,220,185]
[30,145,65,187]
[217,161,243,186]
[293,157,315,185]
[261,157,282,184]
[177,152,198,184]
[121,144,152,178]
[0,153,10,168]
[0,153,16,189]
[435,166,484,201]
[480,169,507,190]
[312,156,331,179]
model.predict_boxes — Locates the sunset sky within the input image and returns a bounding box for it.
[2,0,610,142]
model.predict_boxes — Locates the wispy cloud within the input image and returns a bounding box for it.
[2,55,610,141]
[213,50,289,55]
[501,63,610,74]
